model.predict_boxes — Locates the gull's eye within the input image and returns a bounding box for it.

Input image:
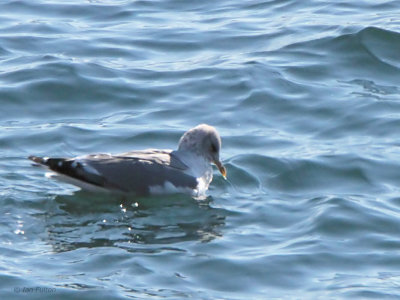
[210,143,218,153]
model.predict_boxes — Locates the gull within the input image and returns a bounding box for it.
[29,124,226,197]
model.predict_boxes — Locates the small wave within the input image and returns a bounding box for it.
[228,152,391,196]
[274,26,400,84]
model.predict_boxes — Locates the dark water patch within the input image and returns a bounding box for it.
[341,79,400,100]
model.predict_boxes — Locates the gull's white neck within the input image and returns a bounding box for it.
[175,150,213,198]
[174,150,212,179]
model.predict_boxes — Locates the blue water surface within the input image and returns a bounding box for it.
[1,0,400,299]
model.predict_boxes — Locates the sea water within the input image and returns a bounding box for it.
[1,1,400,299]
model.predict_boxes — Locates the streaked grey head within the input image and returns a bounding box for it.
[178,124,226,178]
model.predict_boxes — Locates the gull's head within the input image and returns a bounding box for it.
[178,124,227,178]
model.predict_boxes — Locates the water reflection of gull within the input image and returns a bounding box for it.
[44,192,226,253]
